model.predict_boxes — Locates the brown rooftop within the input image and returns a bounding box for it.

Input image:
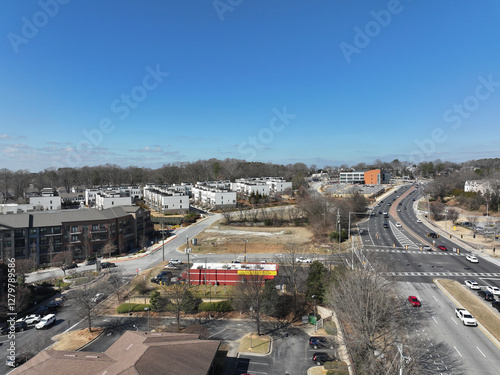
[12,331,220,375]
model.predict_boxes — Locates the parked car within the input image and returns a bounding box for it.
[47,300,62,311]
[437,245,447,251]
[492,301,500,312]
[151,271,172,284]
[35,314,56,330]
[85,259,96,266]
[309,336,335,350]
[408,296,421,307]
[16,314,41,325]
[478,290,495,301]
[169,259,182,265]
[465,280,480,290]
[312,352,335,366]
[486,286,500,296]
[1,321,27,335]
[91,293,106,303]
[34,306,49,315]
[101,262,117,268]
[466,254,479,263]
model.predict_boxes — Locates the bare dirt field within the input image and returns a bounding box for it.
[184,224,314,255]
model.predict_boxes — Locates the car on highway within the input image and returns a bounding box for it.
[493,301,500,312]
[408,296,421,307]
[423,245,431,251]
[478,290,495,301]
[16,314,41,325]
[466,254,479,263]
[486,286,500,296]
[427,232,439,238]
[296,257,312,263]
[437,245,447,251]
[465,280,480,290]
[383,222,390,228]
[85,259,97,266]
[62,262,78,271]
[416,219,422,223]
[1,321,28,335]
[312,352,335,366]
[309,336,335,350]
[383,211,388,216]
[395,222,402,228]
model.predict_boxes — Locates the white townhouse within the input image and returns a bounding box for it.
[95,190,133,210]
[232,177,292,195]
[143,187,189,214]
[192,181,236,209]
[29,188,62,211]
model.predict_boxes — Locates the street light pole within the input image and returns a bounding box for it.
[186,235,190,286]
[311,295,316,332]
[161,222,165,262]
[244,240,247,263]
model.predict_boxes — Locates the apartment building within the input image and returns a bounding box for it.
[192,181,236,209]
[29,188,62,211]
[232,177,292,196]
[143,186,189,214]
[95,190,133,210]
[0,206,153,265]
[85,186,143,207]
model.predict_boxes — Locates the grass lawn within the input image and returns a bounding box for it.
[51,328,103,351]
[437,279,500,342]
[239,333,271,354]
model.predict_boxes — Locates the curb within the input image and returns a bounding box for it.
[75,328,107,351]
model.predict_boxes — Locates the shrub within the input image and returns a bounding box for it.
[325,361,348,374]
[324,320,337,336]
[198,300,233,312]
[116,303,151,314]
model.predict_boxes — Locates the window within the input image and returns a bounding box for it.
[71,235,79,242]
[71,226,79,233]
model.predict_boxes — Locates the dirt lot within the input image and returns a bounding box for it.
[183,224,314,255]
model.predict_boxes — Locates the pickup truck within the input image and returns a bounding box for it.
[455,308,477,326]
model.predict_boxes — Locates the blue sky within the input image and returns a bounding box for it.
[1,1,499,172]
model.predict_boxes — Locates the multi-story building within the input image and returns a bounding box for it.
[95,190,133,210]
[340,170,390,185]
[29,188,62,211]
[232,177,292,196]
[464,180,498,194]
[85,186,144,207]
[143,187,189,214]
[192,182,236,209]
[0,206,153,265]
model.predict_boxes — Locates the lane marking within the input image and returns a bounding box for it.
[454,346,462,357]
[432,316,439,325]
[476,347,486,357]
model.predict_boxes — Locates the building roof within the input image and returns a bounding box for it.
[0,206,142,229]
[12,331,220,375]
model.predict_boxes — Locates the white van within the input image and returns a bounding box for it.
[35,314,56,330]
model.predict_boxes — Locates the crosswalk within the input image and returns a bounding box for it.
[365,248,462,256]
[383,271,500,277]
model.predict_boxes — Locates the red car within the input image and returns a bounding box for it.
[408,296,421,307]
[437,245,447,251]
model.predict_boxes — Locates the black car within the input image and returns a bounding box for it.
[151,271,172,284]
[378,211,382,215]
[312,352,335,366]
[85,259,96,266]
[309,336,335,350]
[63,263,78,270]
[101,262,117,268]
[47,300,62,311]
[1,321,28,335]
[427,232,439,238]
[478,290,495,301]
[34,306,49,315]
[493,301,500,312]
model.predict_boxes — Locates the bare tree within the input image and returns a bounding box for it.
[233,271,268,335]
[52,250,74,276]
[68,280,103,332]
[102,239,117,258]
[161,284,196,330]
[275,243,307,314]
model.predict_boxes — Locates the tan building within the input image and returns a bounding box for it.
[12,331,220,375]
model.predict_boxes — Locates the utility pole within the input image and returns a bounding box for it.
[186,235,190,285]
[337,209,341,253]
[161,222,165,262]
[244,240,247,263]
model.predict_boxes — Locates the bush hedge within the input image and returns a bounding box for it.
[325,361,348,374]
[116,303,151,314]
[324,320,337,336]
[198,300,233,312]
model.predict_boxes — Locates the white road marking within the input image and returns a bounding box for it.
[477,347,486,357]
[432,316,439,325]
[454,346,462,357]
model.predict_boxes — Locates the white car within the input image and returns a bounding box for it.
[169,259,182,265]
[35,314,56,330]
[16,314,41,325]
[91,293,106,303]
[465,280,480,290]
[486,286,500,296]
[416,219,422,223]
[395,222,402,228]
[423,245,431,251]
[465,254,478,263]
[296,257,312,263]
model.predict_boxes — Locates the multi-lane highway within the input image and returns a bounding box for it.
[355,184,500,374]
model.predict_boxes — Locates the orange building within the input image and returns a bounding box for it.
[364,169,387,185]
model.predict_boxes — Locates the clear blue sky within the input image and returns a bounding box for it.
[1,1,499,172]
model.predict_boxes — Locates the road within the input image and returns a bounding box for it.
[355,184,500,374]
